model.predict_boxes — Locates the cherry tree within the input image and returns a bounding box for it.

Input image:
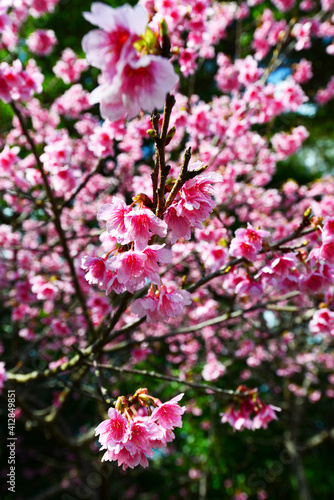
[1,0,334,498]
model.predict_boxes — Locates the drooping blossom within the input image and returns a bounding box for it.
[150,393,186,430]
[131,284,192,322]
[81,256,107,286]
[124,208,168,250]
[221,390,281,431]
[95,391,185,470]
[165,168,222,243]
[90,53,179,121]
[106,249,160,293]
[97,198,130,244]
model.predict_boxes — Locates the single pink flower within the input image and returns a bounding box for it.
[90,52,178,121]
[97,198,130,244]
[26,29,57,56]
[95,408,129,448]
[253,404,281,430]
[124,208,168,250]
[151,393,186,430]
[164,205,192,243]
[82,3,148,75]
[107,249,160,292]
[157,286,192,319]
[131,294,159,323]
[81,256,107,286]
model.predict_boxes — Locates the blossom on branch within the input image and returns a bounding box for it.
[83,2,178,120]
[95,390,186,470]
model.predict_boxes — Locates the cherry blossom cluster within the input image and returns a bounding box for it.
[0,59,43,103]
[83,3,179,120]
[53,48,88,84]
[220,388,281,431]
[95,389,185,470]
[81,164,223,320]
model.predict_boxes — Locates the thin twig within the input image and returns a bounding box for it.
[86,362,253,398]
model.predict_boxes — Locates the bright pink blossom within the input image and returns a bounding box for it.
[229,223,269,261]
[151,393,186,430]
[95,407,129,448]
[309,308,334,336]
[124,208,168,249]
[81,256,107,286]
[96,393,185,470]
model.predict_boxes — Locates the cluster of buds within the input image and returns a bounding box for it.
[220,387,281,431]
[95,389,186,470]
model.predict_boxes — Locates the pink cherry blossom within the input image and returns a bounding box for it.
[26,29,57,56]
[90,53,179,121]
[124,208,168,249]
[107,249,161,292]
[95,407,129,448]
[81,256,107,286]
[0,362,7,393]
[309,308,334,336]
[82,3,148,74]
[151,393,186,430]
[97,198,130,244]
[53,48,88,84]
[229,223,269,261]
[157,285,192,319]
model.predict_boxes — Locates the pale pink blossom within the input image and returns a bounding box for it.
[81,256,107,286]
[97,198,130,244]
[90,53,178,121]
[53,48,88,84]
[202,353,226,381]
[150,393,186,430]
[157,285,192,319]
[26,29,57,56]
[82,3,148,74]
